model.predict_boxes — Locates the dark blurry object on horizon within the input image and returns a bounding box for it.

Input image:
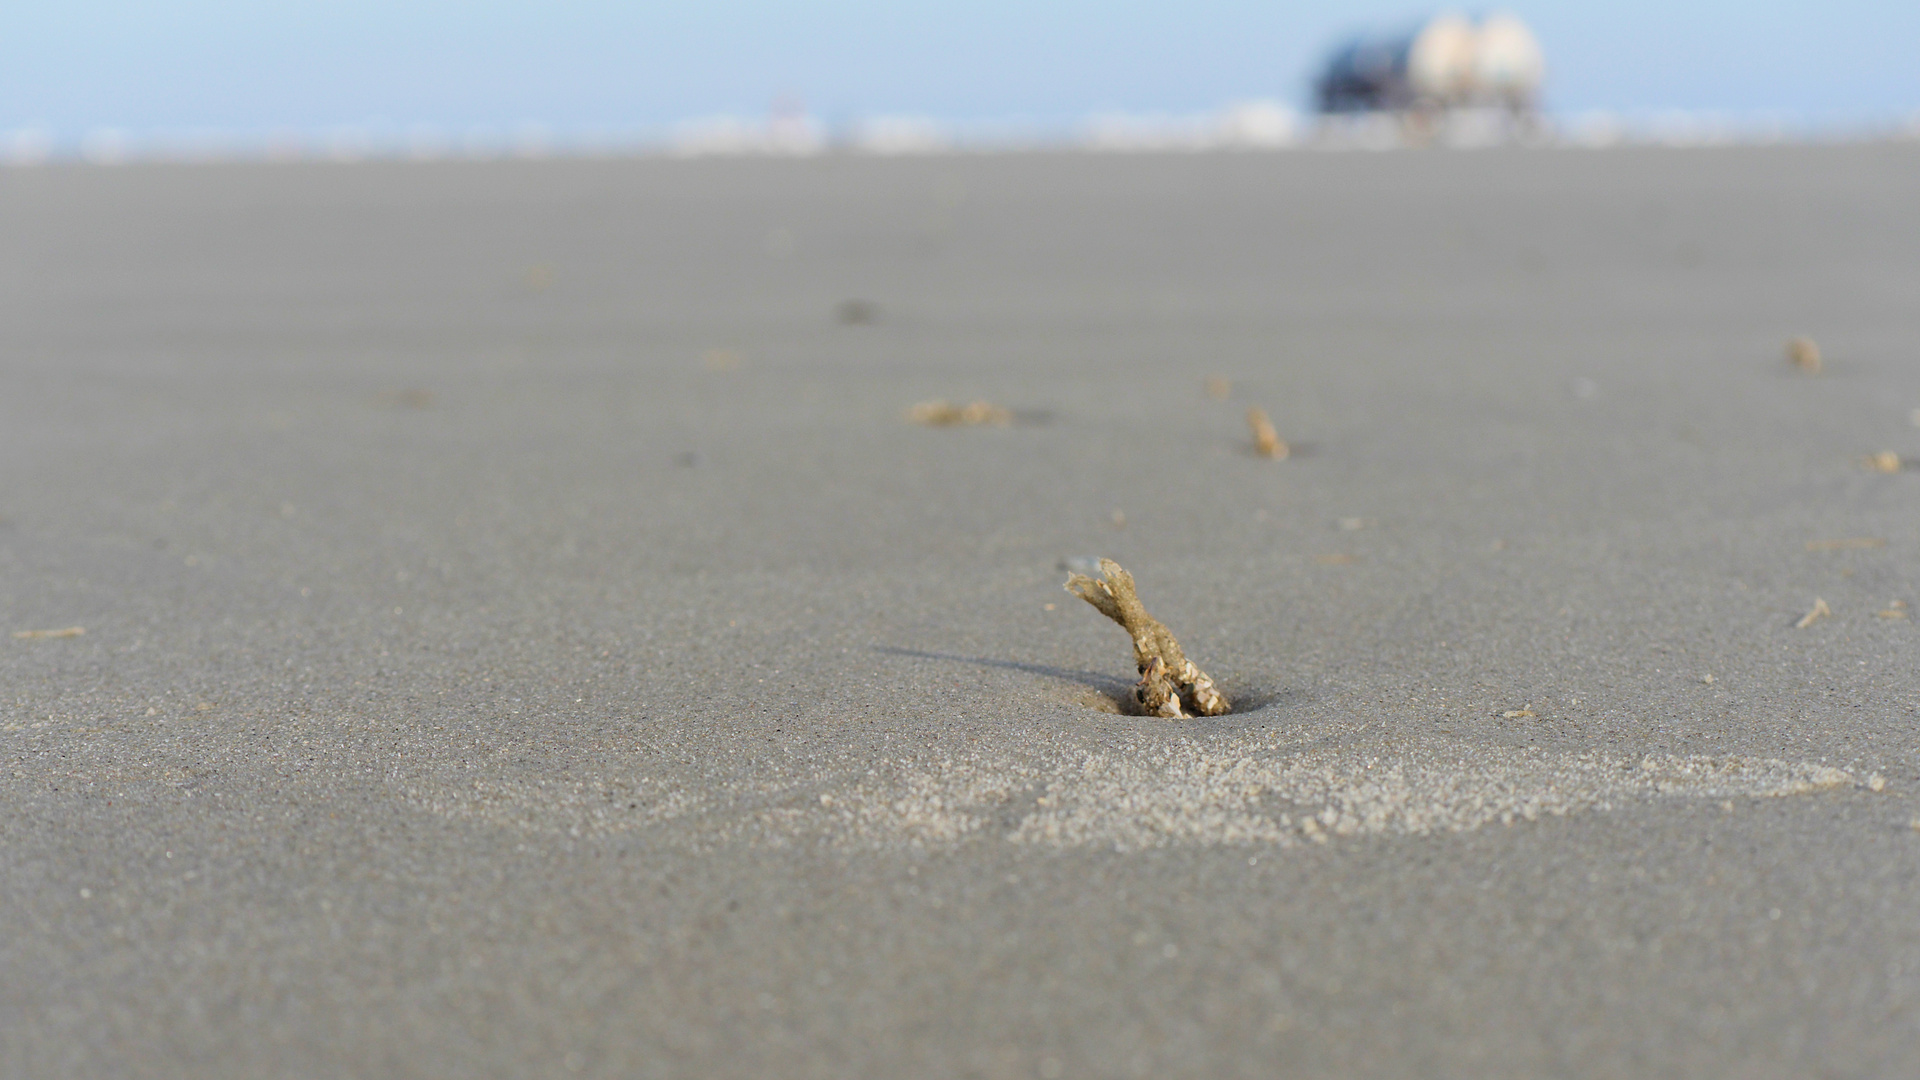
[1316,13,1543,118]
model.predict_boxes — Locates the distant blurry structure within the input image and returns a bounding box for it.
[1316,12,1543,118]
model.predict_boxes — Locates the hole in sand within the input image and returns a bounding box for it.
[869,646,1275,718]
[1074,678,1281,718]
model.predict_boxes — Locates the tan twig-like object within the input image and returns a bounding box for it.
[1794,597,1831,630]
[1247,407,1288,459]
[908,400,1013,427]
[1065,559,1229,718]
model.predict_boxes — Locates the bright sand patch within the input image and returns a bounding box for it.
[402,736,1857,851]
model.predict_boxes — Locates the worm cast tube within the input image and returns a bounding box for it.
[1065,559,1229,718]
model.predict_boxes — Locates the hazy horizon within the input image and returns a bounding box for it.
[4,1,1917,154]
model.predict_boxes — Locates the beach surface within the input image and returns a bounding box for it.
[3,145,1918,1078]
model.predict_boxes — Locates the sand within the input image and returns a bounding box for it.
[3,145,1918,1078]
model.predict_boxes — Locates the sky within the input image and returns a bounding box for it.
[2,1,1917,142]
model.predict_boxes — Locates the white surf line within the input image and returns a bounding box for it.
[399,736,1858,850]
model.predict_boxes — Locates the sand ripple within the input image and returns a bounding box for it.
[399,736,1858,850]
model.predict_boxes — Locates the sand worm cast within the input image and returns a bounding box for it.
[1065,558,1229,718]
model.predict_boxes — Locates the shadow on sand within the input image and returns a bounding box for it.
[873,645,1133,697]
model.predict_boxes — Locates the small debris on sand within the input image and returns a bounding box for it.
[1805,537,1886,551]
[1865,451,1904,474]
[836,299,879,325]
[1064,558,1229,718]
[13,626,84,640]
[1867,773,1886,793]
[376,388,433,409]
[1701,674,1716,685]
[1337,517,1372,531]
[1786,335,1822,373]
[702,348,743,371]
[1794,597,1832,629]
[907,400,1012,427]
[1247,407,1288,459]
[1877,601,1908,620]
[1501,708,1536,719]
[1205,376,1232,400]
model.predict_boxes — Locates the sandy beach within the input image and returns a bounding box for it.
[3,145,1918,1077]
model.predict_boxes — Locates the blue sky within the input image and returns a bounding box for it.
[2,2,1916,137]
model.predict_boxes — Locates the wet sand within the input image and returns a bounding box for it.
[3,145,1918,1077]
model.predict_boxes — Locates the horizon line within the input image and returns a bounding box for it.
[7,105,1919,166]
